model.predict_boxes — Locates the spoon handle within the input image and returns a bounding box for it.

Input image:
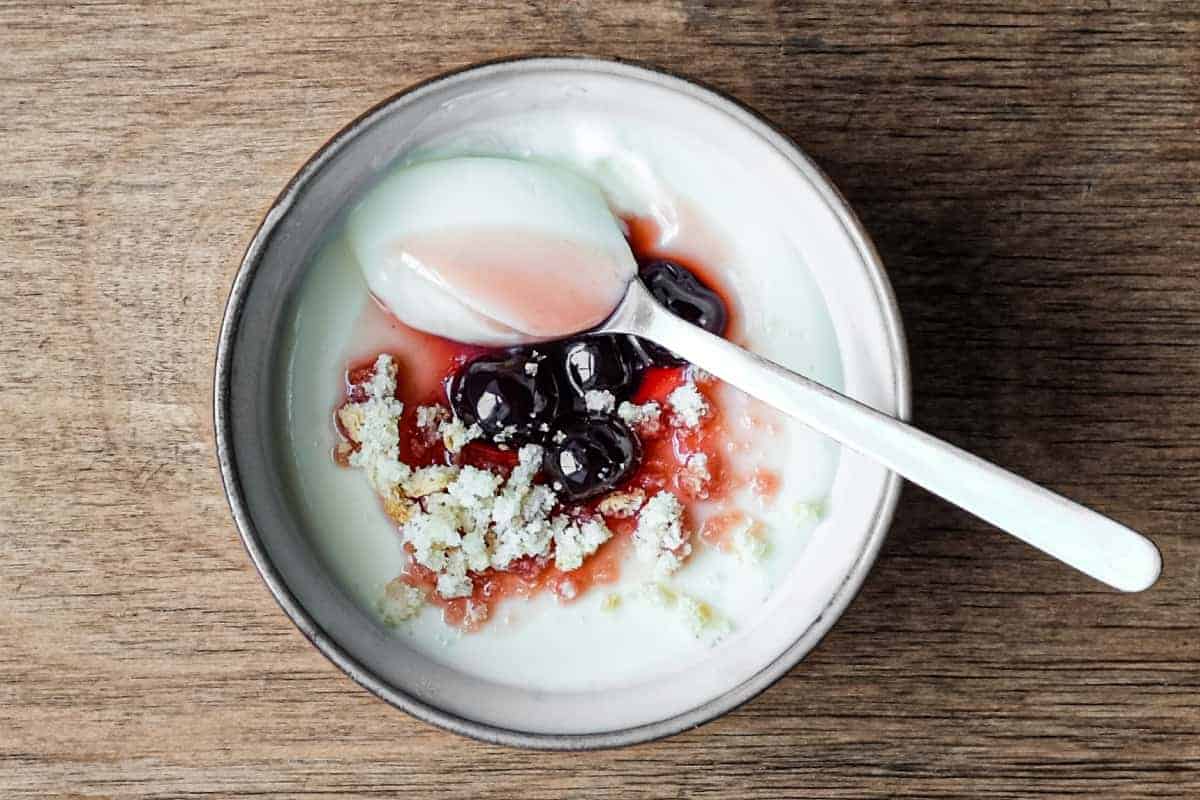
[609,284,1161,592]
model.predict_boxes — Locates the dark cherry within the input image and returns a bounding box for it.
[449,349,559,443]
[542,415,640,502]
[635,260,729,365]
[558,335,645,407]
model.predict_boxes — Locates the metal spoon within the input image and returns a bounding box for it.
[352,156,1161,592]
[595,279,1162,592]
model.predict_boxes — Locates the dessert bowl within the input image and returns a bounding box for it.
[215,56,910,748]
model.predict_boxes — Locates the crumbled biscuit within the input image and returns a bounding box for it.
[337,403,367,443]
[667,381,709,428]
[584,389,616,414]
[333,440,355,467]
[639,582,731,639]
[402,465,459,498]
[440,417,483,454]
[377,578,425,625]
[382,491,415,525]
[597,488,646,518]
[633,491,692,578]
[793,499,827,524]
[415,404,449,431]
[732,518,770,564]
[617,400,662,435]
[553,517,613,571]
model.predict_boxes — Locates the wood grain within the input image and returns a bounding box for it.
[2,1,1197,797]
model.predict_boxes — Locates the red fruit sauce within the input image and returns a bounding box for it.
[335,215,778,629]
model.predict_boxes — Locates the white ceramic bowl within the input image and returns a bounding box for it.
[215,57,910,748]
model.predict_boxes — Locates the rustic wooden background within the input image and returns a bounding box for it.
[2,1,1197,797]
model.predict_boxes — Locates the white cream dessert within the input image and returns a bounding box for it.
[280,110,844,691]
[347,157,636,345]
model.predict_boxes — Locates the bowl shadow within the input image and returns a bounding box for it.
[809,164,1113,640]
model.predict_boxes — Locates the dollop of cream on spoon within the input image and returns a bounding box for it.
[347,157,637,345]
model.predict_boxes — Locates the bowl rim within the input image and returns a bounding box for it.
[214,55,911,750]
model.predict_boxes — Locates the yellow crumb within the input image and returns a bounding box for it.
[639,583,731,639]
[378,578,425,625]
[402,466,458,498]
[383,491,415,525]
[793,499,827,524]
[337,404,366,443]
[733,519,770,564]
[597,488,646,518]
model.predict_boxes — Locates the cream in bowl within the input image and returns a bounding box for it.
[217,58,908,746]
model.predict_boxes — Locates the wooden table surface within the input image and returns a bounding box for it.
[3,1,1198,797]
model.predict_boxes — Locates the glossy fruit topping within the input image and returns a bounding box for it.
[558,335,645,407]
[542,415,640,501]
[449,349,559,443]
